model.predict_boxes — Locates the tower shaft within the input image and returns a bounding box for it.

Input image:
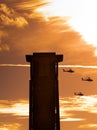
[26,53,63,130]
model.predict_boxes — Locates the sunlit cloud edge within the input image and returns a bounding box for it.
[61,117,85,122]
[0,95,97,122]
[0,123,21,130]
[79,123,97,128]
[1,64,97,69]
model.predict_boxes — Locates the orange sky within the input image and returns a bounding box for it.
[1,0,97,130]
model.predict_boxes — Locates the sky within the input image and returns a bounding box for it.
[1,0,97,130]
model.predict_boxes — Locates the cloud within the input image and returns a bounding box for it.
[15,0,48,14]
[0,30,7,38]
[15,0,47,9]
[0,4,28,28]
[61,117,84,122]
[0,30,10,52]
[0,3,28,53]
[0,100,29,117]
[0,94,97,129]
[15,0,97,62]
[0,42,10,52]
[59,95,97,121]
[0,64,29,67]
[1,95,97,122]
[59,65,97,69]
[0,1,97,67]
[79,124,97,128]
[0,3,14,16]
[0,123,21,130]
[60,95,97,113]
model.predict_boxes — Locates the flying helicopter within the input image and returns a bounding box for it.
[63,68,74,73]
[82,76,93,82]
[74,92,84,96]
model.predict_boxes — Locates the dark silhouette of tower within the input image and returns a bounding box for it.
[26,52,63,130]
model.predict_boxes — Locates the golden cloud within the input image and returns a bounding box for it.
[15,1,51,21]
[0,100,29,117]
[59,95,97,121]
[0,4,28,28]
[61,117,84,122]
[15,0,97,59]
[15,1,48,11]
[0,64,29,67]
[0,123,21,130]
[79,124,97,128]
[0,95,97,122]
[0,3,14,16]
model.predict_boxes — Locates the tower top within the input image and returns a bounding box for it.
[26,52,63,63]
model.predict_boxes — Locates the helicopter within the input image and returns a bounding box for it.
[63,68,74,73]
[74,92,84,96]
[82,76,93,82]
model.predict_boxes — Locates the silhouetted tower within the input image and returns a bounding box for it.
[26,52,63,130]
